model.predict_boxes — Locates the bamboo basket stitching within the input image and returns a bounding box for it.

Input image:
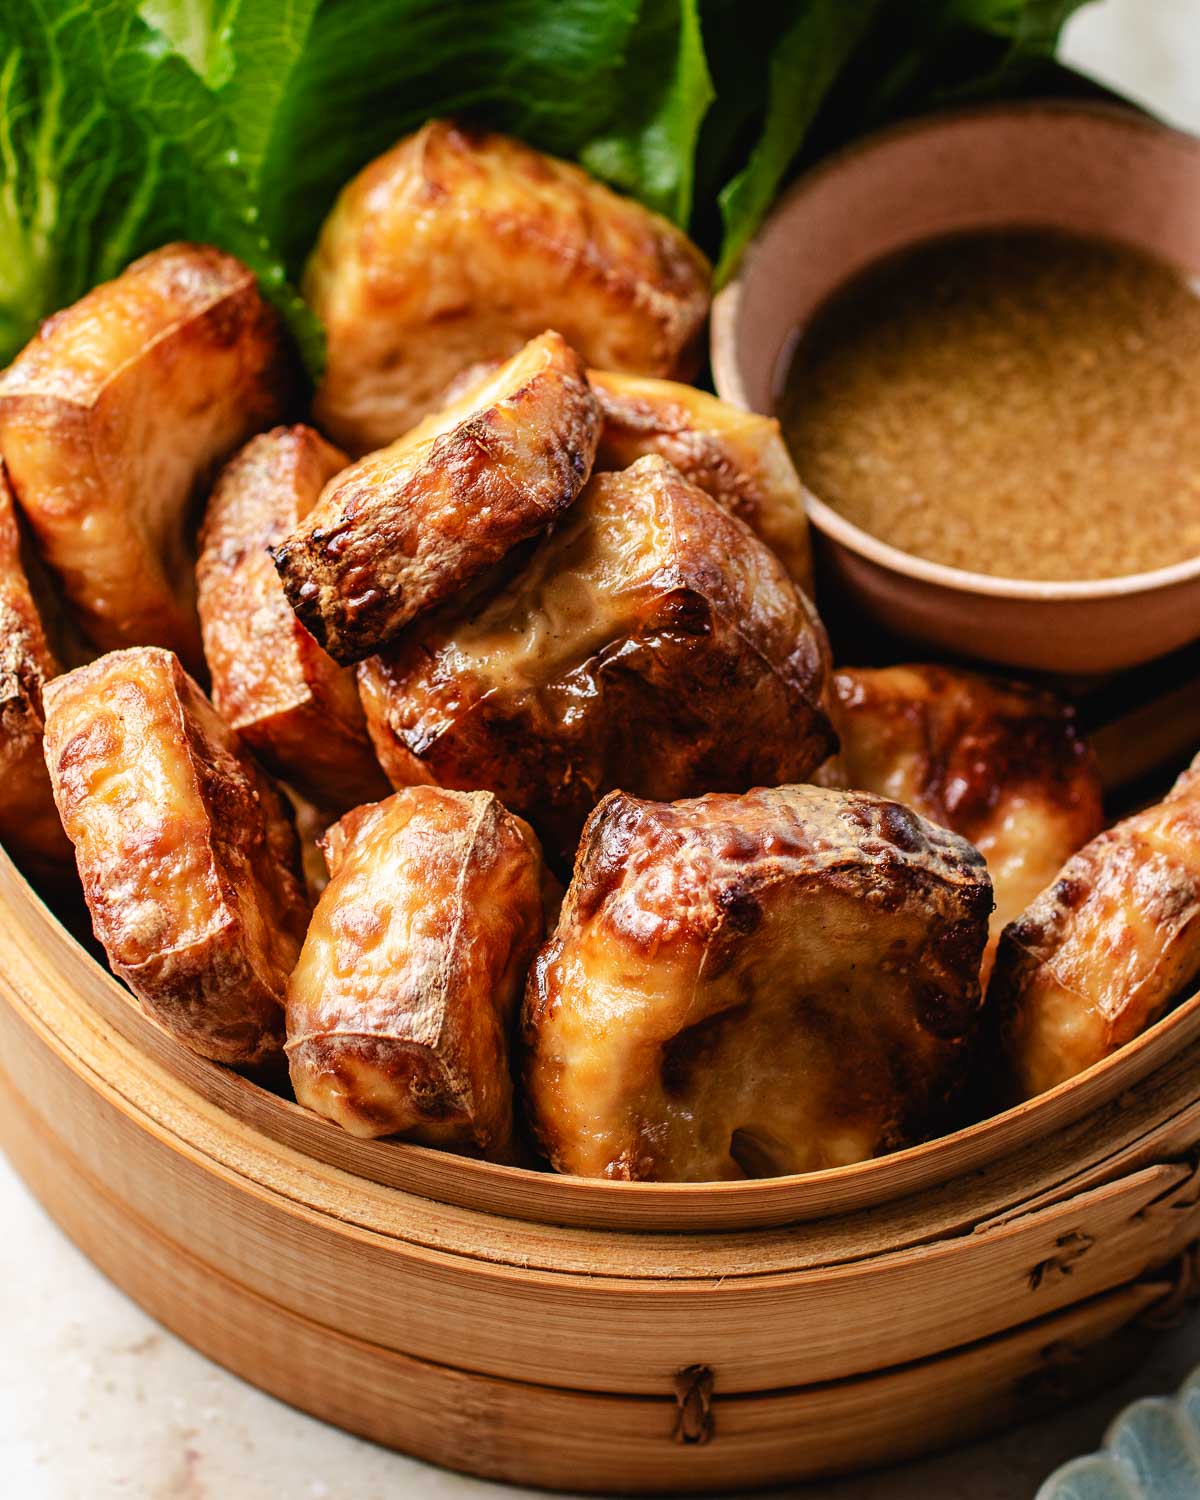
[672,1366,715,1445]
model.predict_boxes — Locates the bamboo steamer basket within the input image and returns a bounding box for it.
[3,830,1200,1495]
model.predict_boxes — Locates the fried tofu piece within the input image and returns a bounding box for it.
[42,648,310,1064]
[271,331,600,664]
[284,785,335,903]
[824,665,1103,981]
[433,364,814,591]
[305,120,711,453]
[0,464,71,876]
[990,755,1200,1099]
[0,244,294,674]
[197,426,389,812]
[359,455,835,866]
[523,784,992,1181]
[286,787,551,1154]
[590,371,813,593]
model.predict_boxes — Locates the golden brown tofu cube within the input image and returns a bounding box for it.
[0,464,71,876]
[359,455,835,866]
[0,244,294,674]
[286,786,551,1155]
[284,785,336,904]
[271,331,600,664]
[524,784,992,1181]
[824,665,1103,981]
[590,370,813,593]
[197,425,389,812]
[305,120,711,452]
[990,755,1200,1099]
[42,647,310,1064]
[436,363,814,592]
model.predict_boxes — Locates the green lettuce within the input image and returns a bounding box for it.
[712,1,883,284]
[0,0,1097,375]
[579,0,713,225]
[0,0,322,366]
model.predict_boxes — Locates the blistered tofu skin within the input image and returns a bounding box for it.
[42,647,310,1063]
[0,465,71,875]
[359,455,835,866]
[197,426,389,812]
[306,120,711,452]
[0,243,294,673]
[524,784,992,1181]
[270,331,600,663]
[990,755,1200,1099]
[825,665,1103,981]
[590,370,813,594]
[286,786,551,1155]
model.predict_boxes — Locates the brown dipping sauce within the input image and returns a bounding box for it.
[781,228,1200,582]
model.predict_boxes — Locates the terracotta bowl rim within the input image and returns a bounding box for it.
[710,98,1200,603]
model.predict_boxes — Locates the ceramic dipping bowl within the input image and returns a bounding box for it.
[711,103,1200,675]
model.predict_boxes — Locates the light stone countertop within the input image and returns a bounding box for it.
[4,2,1200,1496]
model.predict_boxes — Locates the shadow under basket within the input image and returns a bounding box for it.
[3,850,1200,1493]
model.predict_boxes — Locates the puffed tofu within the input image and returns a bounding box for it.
[358,455,836,866]
[271,331,600,663]
[284,785,336,903]
[0,464,71,876]
[824,664,1103,981]
[305,120,711,452]
[523,784,992,1181]
[42,647,310,1064]
[286,786,551,1155]
[990,754,1200,1099]
[590,370,813,593]
[0,243,294,674]
[197,426,389,812]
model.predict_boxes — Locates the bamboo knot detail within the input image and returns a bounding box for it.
[1028,1230,1094,1290]
[673,1364,715,1445]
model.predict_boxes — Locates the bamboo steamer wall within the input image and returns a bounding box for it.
[3,848,1200,1493]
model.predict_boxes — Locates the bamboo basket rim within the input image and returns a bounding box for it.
[3,1049,1178,1493]
[10,857,1198,1492]
[12,870,1200,1290]
[14,910,1200,1282]
[9,847,1200,1234]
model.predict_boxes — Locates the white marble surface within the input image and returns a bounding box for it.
[4,3,1200,1497]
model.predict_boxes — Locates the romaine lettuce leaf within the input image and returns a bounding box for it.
[145,0,323,194]
[707,0,1096,283]
[580,0,713,225]
[138,0,238,83]
[0,0,1098,374]
[0,0,322,366]
[224,0,644,272]
[713,0,881,284]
